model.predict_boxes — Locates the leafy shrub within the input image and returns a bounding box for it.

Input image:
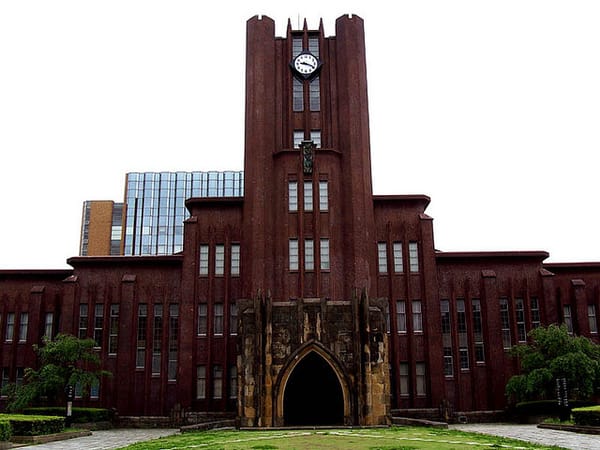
[23,407,114,423]
[0,420,11,441]
[0,414,64,436]
[572,405,600,426]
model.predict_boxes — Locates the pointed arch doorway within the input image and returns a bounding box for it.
[282,351,345,426]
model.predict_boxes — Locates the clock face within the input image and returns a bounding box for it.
[293,53,319,76]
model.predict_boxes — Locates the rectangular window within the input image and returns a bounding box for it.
[16,368,24,386]
[230,303,238,335]
[196,365,206,399]
[459,347,469,370]
[136,304,147,369]
[500,298,511,349]
[215,244,225,276]
[443,347,453,376]
[231,244,240,276]
[293,130,304,148]
[396,300,406,333]
[441,300,451,334]
[456,299,467,333]
[564,305,573,334]
[229,365,238,399]
[416,362,426,396]
[78,305,88,339]
[168,304,179,381]
[309,78,320,112]
[408,242,419,272]
[304,181,313,211]
[93,304,103,348]
[530,297,541,328]
[305,239,314,271]
[1,368,9,395]
[289,239,299,271]
[288,181,298,212]
[515,298,526,342]
[412,300,423,333]
[108,304,119,355]
[18,313,28,343]
[392,242,403,273]
[472,299,485,363]
[199,245,209,276]
[457,299,468,369]
[198,304,208,336]
[213,365,223,399]
[588,305,598,334]
[320,238,330,270]
[318,181,328,211]
[214,304,224,336]
[399,362,409,397]
[5,313,14,342]
[310,129,321,148]
[44,312,54,340]
[441,299,453,375]
[90,380,99,399]
[152,304,163,375]
[377,242,387,274]
[293,78,304,112]
[292,36,303,57]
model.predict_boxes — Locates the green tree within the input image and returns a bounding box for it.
[2,334,111,411]
[506,324,600,403]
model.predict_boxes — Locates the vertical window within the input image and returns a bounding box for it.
[196,365,206,399]
[309,78,320,112]
[412,300,423,333]
[213,365,223,399]
[229,303,238,335]
[108,305,119,355]
[416,363,426,396]
[305,239,314,270]
[318,181,328,211]
[215,244,225,276]
[293,78,304,112]
[408,242,419,272]
[1,368,9,394]
[18,313,28,343]
[288,181,298,212]
[588,305,598,334]
[44,312,54,340]
[231,244,240,276]
[392,242,403,273]
[399,362,409,397]
[136,304,147,369]
[377,242,388,274]
[168,304,179,381]
[199,245,209,276]
[90,380,100,399]
[78,305,88,339]
[457,299,468,369]
[293,130,304,148]
[15,368,24,386]
[198,304,208,336]
[229,365,238,399]
[289,239,299,271]
[396,300,406,333]
[530,297,541,328]
[292,36,303,57]
[472,299,485,363]
[93,304,103,348]
[515,298,526,342]
[303,181,313,211]
[441,300,453,376]
[5,313,14,342]
[563,305,573,334]
[214,304,224,336]
[310,129,321,148]
[152,304,163,375]
[320,238,330,270]
[500,298,511,349]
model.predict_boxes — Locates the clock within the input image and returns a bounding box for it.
[291,52,321,79]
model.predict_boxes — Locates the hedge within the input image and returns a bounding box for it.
[0,421,11,442]
[514,400,594,416]
[22,407,114,423]
[572,405,600,426]
[0,414,64,436]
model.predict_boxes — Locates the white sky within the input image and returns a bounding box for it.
[1,1,599,269]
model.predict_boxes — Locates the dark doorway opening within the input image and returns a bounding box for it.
[283,352,344,426]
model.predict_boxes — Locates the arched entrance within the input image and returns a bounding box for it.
[283,351,344,426]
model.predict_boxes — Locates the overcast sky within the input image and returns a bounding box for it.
[1,1,599,269]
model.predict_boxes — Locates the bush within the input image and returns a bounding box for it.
[572,405,600,426]
[0,414,64,436]
[0,421,11,441]
[514,399,594,417]
[22,407,114,423]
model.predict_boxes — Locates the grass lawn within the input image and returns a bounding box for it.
[117,426,566,450]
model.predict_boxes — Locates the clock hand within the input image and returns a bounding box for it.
[300,61,316,68]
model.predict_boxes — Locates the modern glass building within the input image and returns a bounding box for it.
[80,201,123,256]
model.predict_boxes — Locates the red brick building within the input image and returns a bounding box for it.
[1,15,599,426]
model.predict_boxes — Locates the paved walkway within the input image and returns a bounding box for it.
[18,428,180,449]
[451,423,600,450]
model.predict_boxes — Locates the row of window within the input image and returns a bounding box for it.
[288,180,328,212]
[378,241,419,274]
[79,304,119,353]
[197,303,238,336]
[196,364,237,400]
[398,362,427,397]
[289,238,330,271]
[293,130,321,149]
[563,303,598,335]
[1,312,54,344]
[393,300,423,334]
[199,244,240,277]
